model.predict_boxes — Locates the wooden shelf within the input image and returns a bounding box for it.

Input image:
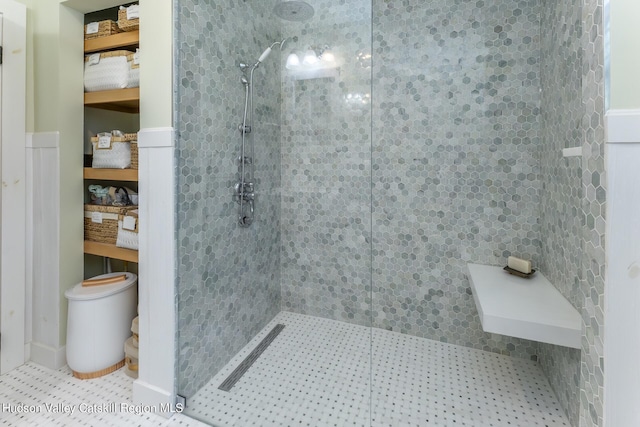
[84,241,138,263]
[84,31,139,53]
[85,88,140,113]
[84,168,138,181]
[83,29,141,267]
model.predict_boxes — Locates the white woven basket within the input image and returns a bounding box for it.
[116,210,138,250]
[84,50,138,92]
[91,135,131,169]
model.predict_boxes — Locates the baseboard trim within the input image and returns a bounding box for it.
[30,342,66,370]
[132,379,175,418]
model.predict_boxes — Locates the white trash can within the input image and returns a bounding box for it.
[65,272,137,379]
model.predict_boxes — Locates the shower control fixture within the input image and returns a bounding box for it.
[234,181,254,202]
[237,156,253,166]
[238,201,254,227]
[234,38,289,227]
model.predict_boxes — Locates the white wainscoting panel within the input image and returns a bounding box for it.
[26,132,63,370]
[605,140,640,427]
[132,127,176,417]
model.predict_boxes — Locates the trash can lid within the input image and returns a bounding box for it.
[65,272,138,301]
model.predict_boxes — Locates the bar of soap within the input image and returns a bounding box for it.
[507,256,532,274]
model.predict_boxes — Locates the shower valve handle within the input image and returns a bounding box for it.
[234,181,255,202]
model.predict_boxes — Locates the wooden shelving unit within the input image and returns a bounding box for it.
[84,241,138,263]
[84,30,140,53]
[84,167,138,181]
[84,27,140,263]
[84,88,140,113]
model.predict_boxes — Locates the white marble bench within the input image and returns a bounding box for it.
[467,263,581,349]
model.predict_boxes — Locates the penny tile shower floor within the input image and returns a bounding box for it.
[186,311,569,427]
[0,362,205,427]
[0,311,568,427]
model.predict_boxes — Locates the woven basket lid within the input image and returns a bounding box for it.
[65,272,137,301]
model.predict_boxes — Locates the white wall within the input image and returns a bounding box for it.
[139,0,172,129]
[57,1,85,350]
[0,0,27,374]
[609,0,640,110]
[132,0,176,415]
[604,2,640,425]
[20,0,84,369]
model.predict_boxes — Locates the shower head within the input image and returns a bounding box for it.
[273,1,315,21]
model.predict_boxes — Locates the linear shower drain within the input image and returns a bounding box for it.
[218,324,285,391]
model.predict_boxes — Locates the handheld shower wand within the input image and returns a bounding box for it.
[253,38,289,69]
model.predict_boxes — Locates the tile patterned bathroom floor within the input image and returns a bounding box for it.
[187,311,569,427]
[0,362,206,427]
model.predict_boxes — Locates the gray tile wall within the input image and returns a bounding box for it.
[579,0,605,424]
[538,0,583,423]
[537,0,606,425]
[279,0,542,358]
[370,0,542,358]
[175,0,282,398]
[280,4,373,326]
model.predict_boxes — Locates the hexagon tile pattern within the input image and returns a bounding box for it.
[536,0,584,425]
[279,0,544,361]
[175,0,283,398]
[369,0,542,359]
[579,0,606,425]
[279,2,373,327]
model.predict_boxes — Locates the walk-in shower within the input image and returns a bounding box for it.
[175,0,598,425]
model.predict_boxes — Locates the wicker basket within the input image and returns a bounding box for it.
[85,205,137,245]
[90,132,137,143]
[84,50,138,92]
[130,141,138,169]
[128,52,139,70]
[118,8,139,32]
[116,209,139,250]
[90,133,138,169]
[128,51,140,88]
[84,50,133,64]
[84,20,122,40]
